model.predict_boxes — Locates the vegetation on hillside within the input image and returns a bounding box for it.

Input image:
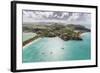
[23,23,90,41]
[22,23,91,46]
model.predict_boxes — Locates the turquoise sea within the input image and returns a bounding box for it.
[22,32,91,63]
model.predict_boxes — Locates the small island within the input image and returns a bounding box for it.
[23,23,90,46]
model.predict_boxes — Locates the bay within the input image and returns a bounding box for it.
[22,32,91,63]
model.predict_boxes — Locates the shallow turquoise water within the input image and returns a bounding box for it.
[22,32,91,63]
[23,33,36,42]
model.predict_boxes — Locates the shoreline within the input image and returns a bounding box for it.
[23,38,42,49]
[23,32,90,49]
[80,32,90,37]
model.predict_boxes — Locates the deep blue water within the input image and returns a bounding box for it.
[22,32,91,63]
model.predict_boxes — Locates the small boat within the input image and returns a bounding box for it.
[50,52,53,54]
[62,48,64,50]
[41,52,45,55]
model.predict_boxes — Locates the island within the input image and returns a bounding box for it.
[23,23,90,46]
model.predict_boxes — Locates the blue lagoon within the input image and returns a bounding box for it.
[22,32,91,63]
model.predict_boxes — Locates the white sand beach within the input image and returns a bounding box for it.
[23,38,42,49]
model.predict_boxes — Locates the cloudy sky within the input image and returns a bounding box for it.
[23,10,91,27]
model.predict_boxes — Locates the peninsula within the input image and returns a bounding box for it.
[23,23,90,46]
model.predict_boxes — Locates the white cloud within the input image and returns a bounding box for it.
[67,13,79,21]
[35,11,53,18]
[23,10,91,27]
[60,12,69,18]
